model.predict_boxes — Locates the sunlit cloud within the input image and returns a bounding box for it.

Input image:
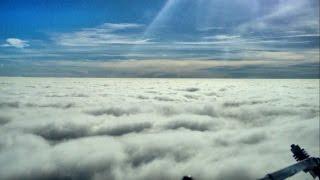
[202,35,241,41]
[236,0,319,34]
[0,77,319,179]
[54,23,151,46]
[1,38,29,48]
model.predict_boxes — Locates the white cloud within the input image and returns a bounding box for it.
[101,23,143,30]
[237,0,319,34]
[280,34,320,38]
[0,78,318,180]
[54,23,151,46]
[203,35,241,41]
[2,38,29,48]
[197,27,224,32]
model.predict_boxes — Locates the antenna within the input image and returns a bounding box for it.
[291,144,310,162]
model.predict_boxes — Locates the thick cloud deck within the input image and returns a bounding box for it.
[0,77,319,180]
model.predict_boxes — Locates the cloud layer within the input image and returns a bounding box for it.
[0,77,319,180]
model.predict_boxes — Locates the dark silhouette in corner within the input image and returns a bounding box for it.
[182,144,320,180]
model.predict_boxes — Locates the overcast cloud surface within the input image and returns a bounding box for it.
[0,77,319,180]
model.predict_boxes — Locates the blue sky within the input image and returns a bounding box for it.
[0,0,319,78]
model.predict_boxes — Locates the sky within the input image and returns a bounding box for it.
[0,0,319,78]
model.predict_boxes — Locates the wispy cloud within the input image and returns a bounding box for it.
[197,27,224,32]
[100,23,143,31]
[14,48,317,77]
[174,37,310,46]
[1,38,30,48]
[203,35,241,41]
[54,23,151,46]
[237,0,319,35]
[280,34,320,38]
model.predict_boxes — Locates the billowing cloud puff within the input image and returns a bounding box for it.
[0,77,319,180]
[2,38,29,48]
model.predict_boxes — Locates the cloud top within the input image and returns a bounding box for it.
[0,77,319,180]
